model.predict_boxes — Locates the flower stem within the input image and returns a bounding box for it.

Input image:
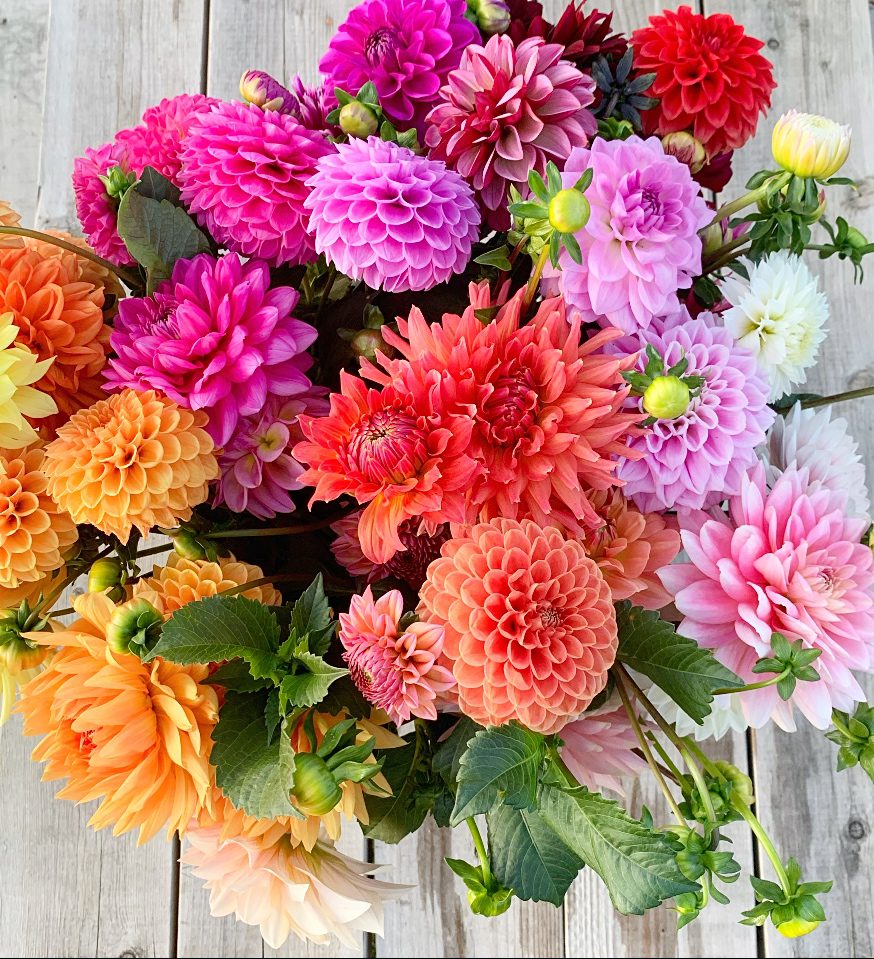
[702,243,752,275]
[646,731,685,783]
[522,244,550,311]
[712,671,788,696]
[317,264,338,320]
[35,570,81,616]
[218,573,355,598]
[732,800,792,897]
[702,172,791,230]
[134,542,175,561]
[466,817,493,888]
[702,233,749,266]
[800,385,874,409]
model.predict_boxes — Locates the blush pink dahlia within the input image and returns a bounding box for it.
[560,700,648,795]
[72,141,137,266]
[179,100,332,266]
[105,253,317,447]
[426,34,596,230]
[305,137,480,293]
[319,0,479,136]
[661,464,874,731]
[419,518,618,734]
[557,136,710,334]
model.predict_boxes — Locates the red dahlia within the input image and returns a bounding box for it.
[508,1,626,69]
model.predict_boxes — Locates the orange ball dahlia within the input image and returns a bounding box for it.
[25,231,125,315]
[419,518,617,733]
[43,389,218,544]
[18,591,219,843]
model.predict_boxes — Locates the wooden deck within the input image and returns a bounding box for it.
[0,1,872,956]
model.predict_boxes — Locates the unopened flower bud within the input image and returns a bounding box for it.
[468,0,511,35]
[291,752,343,816]
[88,558,123,594]
[847,225,869,249]
[106,598,163,657]
[0,635,50,675]
[714,760,755,807]
[661,131,707,174]
[339,101,379,139]
[239,69,294,112]
[643,375,691,420]
[772,110,851,179]
[101,165,137,200]
[350,327,388,360]
[173,529,209,562]
[700,221,726,258]
[776,917,821,938]
[548,189,590,234]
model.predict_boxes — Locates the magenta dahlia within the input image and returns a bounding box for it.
[304,137,480,293]
[178,100,333,266]
[72,141,137,266]
[319,0,479,136]
[104,253,317,447]
[426,34,596,229]
[286,76,337,133]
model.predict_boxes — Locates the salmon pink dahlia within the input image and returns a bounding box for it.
[419,518,617,733]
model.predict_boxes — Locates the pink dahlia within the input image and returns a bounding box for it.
[419,518,617,734]
[72,141,137,266]
[615,311,774,513]
[560,700,648,795]
[426,34,596,230]
[179,100,332,266]
[557,136,710,334]
[661,464,874,730]
[104,253,317,447]
[339,586,456,725]
[304,137,480,293]
[286,76,337,133]
[319,0,479,136]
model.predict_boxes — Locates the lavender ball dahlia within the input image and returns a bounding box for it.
[305,137,480,293]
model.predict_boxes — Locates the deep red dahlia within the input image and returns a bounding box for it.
[631,5,775,156]
[508,1,626,69]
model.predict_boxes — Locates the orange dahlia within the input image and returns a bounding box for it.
[419,518,617,733]
[43,389,217,544]
[0,201,23,248]
[18,591,219,843]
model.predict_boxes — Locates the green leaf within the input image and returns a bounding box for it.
[318,675,372,719]
[616,603,741,723]
[432,717,482,790]
[527,170,549,202]
[363,737,429,843]
[288,573,335,656]
[265,688,281,743]
[538,783,698,915]
[136,165,182,204]
[450,724,545,826]
[562,232,583,264]
[546,162,562,196]
[509,201,547,220]
[473,246,513,271]
[488,803,584,905]
[279,651,348,710]
[206,660,273,693]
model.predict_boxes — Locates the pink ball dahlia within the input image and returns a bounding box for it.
[418,518,618,734]
[615,311,774,513]
[661,464,874,730]
[557,136,710,334]
[72,141,137,266]
[319,0,479,136]
[426,34,596,230]
[104,253,317,447]
[304,137,480,293]
[339,586,456,725]
[560,700,648,795]
[179,100,333,266]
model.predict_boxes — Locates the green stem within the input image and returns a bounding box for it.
[646,731,686,783]
[713,670,788,696]
[317,264,338,320]
[703,233,749,266]
[204,508,358,540]
[800,385,874,409]
[684,746,718,826]
[466,817,493,888]
[133,542,175,560]
[522,244,550,311]
[702,243,752,275]
[702,172,791,229]
[733,800,792,897]
[218,573,355,598]
[35,570,81,615]
[682,737,723,780]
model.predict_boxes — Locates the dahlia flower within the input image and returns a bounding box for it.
[305,137,480,293]
[0,311,57,449]
[560,699,648,794]
[43,389,217,544]
[286,76,337,133]
[105,254,317,447]
[339,587,455,725]
[0,200,22,248]
[0,636,52,725]
[510,0,627,69]
[644,681,748,743]
[18,591,218,842]
[179,101,332,266]
[294,369,478,565]
[557,137,710,334]
[319,0,478,136]
[631,5,776,156]
[760,401,870,520]
[660,464,874,730]
[772,110,851,180]
[72,140,137,265]
[615,311,774,512]
[426,35,596,229]
[419,518,617,733]
[722,251,829,402]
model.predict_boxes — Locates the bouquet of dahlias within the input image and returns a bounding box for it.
[3,0,874,948]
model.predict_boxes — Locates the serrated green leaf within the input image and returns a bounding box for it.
[363,737,428,842]
[289,574,335,656]
[265,688,281,743]
[279,651,348,710]
[433,716,483,790]
[206,660,273,693]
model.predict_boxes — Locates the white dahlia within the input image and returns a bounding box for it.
[644,680,749,742]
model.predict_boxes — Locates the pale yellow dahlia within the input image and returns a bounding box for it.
[0,311,57,448]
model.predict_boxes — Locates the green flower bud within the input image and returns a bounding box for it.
[339,101,379,139]
[100,165,137,201]
[715,760,755,807]
[467,883,514,917]
[172,529,209,562]
[548,188,591,234]
[88,558,123,594]
[468,0,511,35]
[291,753,344,816]
[106,598,163,656]
[350,327,387,360]
[776,917,821,938]
[847,225,869,249]
[642,375,691,419]
[700,221,726,258]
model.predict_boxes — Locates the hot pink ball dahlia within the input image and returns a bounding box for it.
[304,137,480,293]
[72,141,137,266]
[661,464,874,731]
[560,700,648,795]
[104,253,317,447]
[419,518,618,734]
[426,34,596,230]
[179,100,333,266]
[319,0,479,136]
[557,136,710,334]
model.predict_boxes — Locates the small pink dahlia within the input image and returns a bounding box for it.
[179,100,333,266]
[72,141,137,266]
[339,587,456,725]
[661,463,874,730]
[105,253,317,447]
[319,0,479,136]
[305,137,480,293]
[560,700,648,795]
[426,34,596,230]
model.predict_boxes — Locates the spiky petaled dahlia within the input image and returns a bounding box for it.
[72,140,138,266]
[319,0,478,136]
[631,5,775,157]
[105,254,317,447]
[306,138,480,293]
[42,389,217,544]
[419,518,617,733]
[294,369,478,565]
[0,312,57,449]
[363,283,642,535]
[426,35,596,230]
[661,464,874,731]
[179,101,332,267]
[557,136,710,334]
[286,76,337,133]
[18,591,218,842]
[582,489,680,610]
[615,311,774,513]
[508,1,627,69]
[560,700,647,794]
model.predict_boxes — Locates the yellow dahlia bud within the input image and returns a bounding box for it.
[0,633,51,724]
[776,917,821,938]
[339,102,379,139]
[106,597,163,656]
[661,131,707,174]
[643,375,691,420]
[291,753,344,816]
[772,110,851,179]
[548,189,590,234]
[88,558,123,594]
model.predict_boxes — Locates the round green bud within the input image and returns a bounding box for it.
[714,760,755,807]
[700,221,725,258]
[776,917,821,938]
[339,101,379,139]
[642,375,691,420]
[88,558,123,594]
[102,165,137,200]
[548,188,590,234]
[291,753,343,816]
[350,327,387,360]
[106,598,163,656]
[172,529,209,562]
[471,0,511,35]
[847,225,869,249]
[467,884,514,917]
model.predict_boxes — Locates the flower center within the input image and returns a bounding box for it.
[78,728,97,754]
[816,567,837,594]
[481,369,538,446]
[641,187,662,216]
[364,27,398,65]
[142,294,179,337]
[343,410,426,486]
[538,604,563,628]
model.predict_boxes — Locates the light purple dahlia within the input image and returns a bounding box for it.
[104,253,317,447]
[558,136,710,334]
[178,100,333,266]
[319,0,479,136]
[304,137,480,292]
